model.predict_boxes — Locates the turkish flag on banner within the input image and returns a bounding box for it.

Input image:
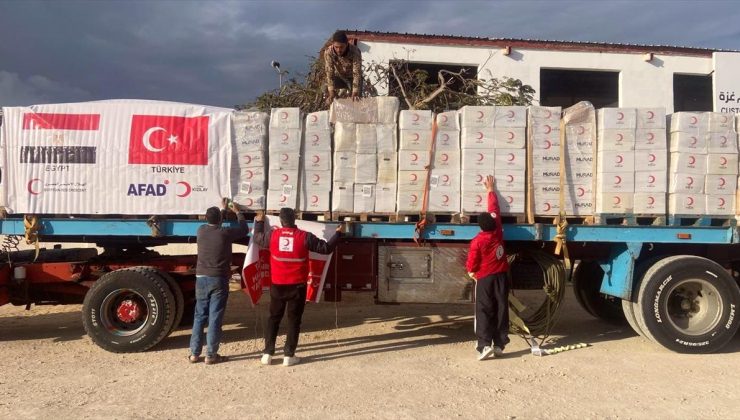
[128,115,209,165]
[241,216,338,305]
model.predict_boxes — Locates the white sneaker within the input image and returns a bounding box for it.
[283,356,301,366]
[493,346,504,357]
[477,346,494,361]
[260,354,272,365]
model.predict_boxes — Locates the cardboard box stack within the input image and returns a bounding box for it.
[428,110,461,213]
[633,108,668,214]
[232,111,269,210]
[560,102,597,216]
[596,108,637,215]
[299,111,332,212]
[397,109,433,213]
[667,112,710,216]
[267,108,302,210]
[460,106,496,213]
[704,112,738,215]
[330,97,400,213]
[527,106,563,217]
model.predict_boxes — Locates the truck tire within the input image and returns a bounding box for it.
[635,255,740,353]
[572,260,625,324]
[82,269,176,353]
[622,256,664,339]
[129,267,184,334]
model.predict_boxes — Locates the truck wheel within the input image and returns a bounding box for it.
[622,256,664,339]
[572,260,625,324]
[82,269,176,353]
[129,267,184,334]
[635,255,740,353]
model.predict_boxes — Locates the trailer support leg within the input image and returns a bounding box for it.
[598,242,642,300]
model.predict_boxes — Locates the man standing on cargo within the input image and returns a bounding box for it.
[188,200,248,365]
[324,30,363,106]
[466,175,510,361]
[252,208,342,366]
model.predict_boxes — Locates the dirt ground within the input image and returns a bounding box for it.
[1,283,739,419]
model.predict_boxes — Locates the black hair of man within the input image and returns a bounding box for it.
[279,207,297,227]
[332,30,348,44]
[206,206,222,225]
[478,212,497,232]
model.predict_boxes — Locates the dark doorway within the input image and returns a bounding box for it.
[540,69,619,108]
[673,74,712,112]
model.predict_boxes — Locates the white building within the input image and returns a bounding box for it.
[346,31,740,114]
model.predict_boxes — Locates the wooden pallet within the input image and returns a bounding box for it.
[395,213,462,223]
[331,212,397,222]
[531,215,594,225]
[296,211,331,221]
[594,214,666,226]
[667,215,736,227]
[462,213,526,224]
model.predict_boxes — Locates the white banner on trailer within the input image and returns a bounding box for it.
[1,100,232,215]
[713,52,740,114]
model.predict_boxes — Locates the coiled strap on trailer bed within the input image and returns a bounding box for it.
[414,118,438,245]
[23,215,40,261]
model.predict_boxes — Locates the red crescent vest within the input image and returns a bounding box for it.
[269,227,309,285]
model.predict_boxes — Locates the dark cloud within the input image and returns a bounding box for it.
[1,0,738,107]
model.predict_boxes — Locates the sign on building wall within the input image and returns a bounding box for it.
[713,52,740,113]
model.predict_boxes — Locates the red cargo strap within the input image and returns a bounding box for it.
[414,118,438,245]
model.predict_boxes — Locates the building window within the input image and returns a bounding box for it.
[540,69,619,108]
[387,61,477,99]
[673,74,712,112]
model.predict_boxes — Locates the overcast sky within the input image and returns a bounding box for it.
[1,0,739,108]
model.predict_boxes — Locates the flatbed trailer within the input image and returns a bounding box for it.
[1,217,739,354]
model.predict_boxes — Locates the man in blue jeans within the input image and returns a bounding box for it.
[188,201,248,365]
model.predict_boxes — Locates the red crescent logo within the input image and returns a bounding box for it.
[544,140,552,149]
[720,157,728,166]
[410,194,418,203]
[613,196,621,205]
[648,154,656,162]
[506,196,514,203]
[441,115,448,123]
[411,153,419,162]
[176,181,192,197]
[282,174,289,182]
[719,177,726,186]
[281,239,290,248]
[442,175,450,182]
[281,133,289,141]
[411,173,418,181]
[476,132,484,140]
[507,131,515,140]
[616,133,623,141]
[441,133,450,141]
[687,177,694,186]
[647,132,655,141]
[577,187,585,197]
[690,136,697,145]
[545,110,552,118]
[648,196,655,205]
[578,126,585,135]
[313,174,320,182]
[690,116,698,124]
[689,156,696,165]
[413,133,420,141]
[647,111,654,119]
[280,195,287,203]
[441,153,449,162]
[543,203,551,212]
[648,175,655,183]
[412,113,420,122]
[507,110,515,118]
[507,153,515,162]
[246,198,253,206]
[721,136,728,145]
[507,175,514,183]
[476,174,483,182]
[616,155,624,164]
[617,112,624,120]
[312,155,320,163]
[280,111,288,120]
[310,115,318,123]
[722,115,729,123]
[244,155,252,164]
[281,153,289,161]
[27,178,42,195]
[477,153,484,162]
[475,195,483,204]
[687,196,694,205]
[615,175,622,184]
[312,134,319,142]
[442,195,450,203]
[245,170,253,179]
[477,111,485,119]
[311,195,319,204]
[544,125,552,134]
[719,197,726,206]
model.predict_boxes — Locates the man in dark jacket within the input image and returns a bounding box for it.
[252,208,341,366]
[465,176,510,361]
[324,30,363,105]
[188,201,248,365]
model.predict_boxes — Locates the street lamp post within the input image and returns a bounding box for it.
[271,61,289,89]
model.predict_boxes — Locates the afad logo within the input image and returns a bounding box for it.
[127,180,201,197]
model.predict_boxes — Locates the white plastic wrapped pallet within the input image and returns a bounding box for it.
[233,111,269,210]
[267,107,301,211]
[300,111,332,212]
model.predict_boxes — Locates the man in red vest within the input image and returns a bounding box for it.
[465,175,510,361]
[252,208,342,366]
